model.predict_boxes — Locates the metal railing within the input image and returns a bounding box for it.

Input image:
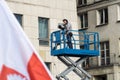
[50,30,99,51]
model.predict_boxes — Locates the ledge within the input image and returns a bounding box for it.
[78,27,88,31]
[83,64,114,70]
[96,23,108,27]
[77,0,109,8]
[117,20,120,23]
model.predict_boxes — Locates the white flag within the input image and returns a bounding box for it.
[0,0,53,80]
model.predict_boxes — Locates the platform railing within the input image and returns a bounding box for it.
[50,30,99,51]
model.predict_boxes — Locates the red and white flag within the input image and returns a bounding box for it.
[0,0,53,80]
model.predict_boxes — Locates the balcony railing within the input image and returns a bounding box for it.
[82,54,119,69]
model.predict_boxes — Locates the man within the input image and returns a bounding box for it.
[62,19,73,49]
[53,19,73,50]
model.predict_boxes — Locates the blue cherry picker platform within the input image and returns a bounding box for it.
[50,29,100,80]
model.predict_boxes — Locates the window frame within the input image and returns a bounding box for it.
[82,58,90,68]
[79,12,88,29]
[96,8,108,27]
[78,0,87,6]
[38,17,49,46]
[14,13,23,27]
[45,62,51,71]
[98,41,110,66]
[117,4,120,22]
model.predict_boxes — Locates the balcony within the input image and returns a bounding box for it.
[82,54,119,70]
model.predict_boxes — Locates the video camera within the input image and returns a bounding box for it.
[58,23,65,30]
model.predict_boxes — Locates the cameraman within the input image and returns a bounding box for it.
[58,19,73,49]
[63,19,73,49]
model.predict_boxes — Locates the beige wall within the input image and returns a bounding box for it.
[6,0,78,79]
[77,0,120,80]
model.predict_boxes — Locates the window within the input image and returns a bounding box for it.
[99,41,110,66]
[94,75,107,80]
[82,58,90,68]
[96,8,108,26]
[117,4,120,21]
[45,62,51,70]
[78,0,87,6]
[38,17,49,45]
[14,14,23,26]
[83,41,110,68]
[80,12,88,29]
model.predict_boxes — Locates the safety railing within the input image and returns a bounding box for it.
[50,30,99,52]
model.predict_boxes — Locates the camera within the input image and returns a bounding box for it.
[58,23,65,30]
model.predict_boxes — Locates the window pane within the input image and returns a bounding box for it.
[85,13,88,27]
[106,58,110,65]
[80,15,84,28]
[101,51,105,57]
[78,0,82,5]
[106,41,109,49]
[82,58,89,68]
[45,62,51,70]
[82,62,86,67]
[38,17,49,45]
[117,5,120,20]
[100,41,110,66]
[105,8,108,23]
[99,9,104,24]
[97,8,108,25]
[101,10,104,24]
[84,0,87,4]
[78,0,87,5]
[38,17,48,39]
[106,50,110,57]
[101,59,105,65]
[94,75,107,80]
[39,40,49,45]
[100,43,104,50]
[80,12,88,29]
[14,14,23,26]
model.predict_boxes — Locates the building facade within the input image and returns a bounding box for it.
[77,0,120,80]
[6,0,78,79]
